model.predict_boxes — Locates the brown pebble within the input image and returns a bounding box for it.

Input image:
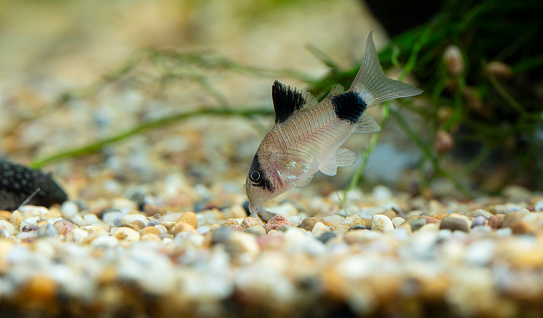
[244,225,266,236]
[21,275,57,306]
[172,222,196,235]
[440,216,469,232]
[162,221,176,231]
[300,217,325,232]
[141,233,162,242]
[511,221,536,235]
[225,225,245,232]
[488,215,503,229]
[420,215,440,224]
[125,221,144,232]
[223,219,240,227]
[361,218,373,227]
[53,220,78,235]
[379,210,397,220]
[140,226,162,236]
[9,210,23,227]
[433,213,451,220]
[0,211,11,220]
[241,217,261,229]
[143,204,166,217]
[265,214,297,232]
[503,211,527,228]
[177,212,198,229]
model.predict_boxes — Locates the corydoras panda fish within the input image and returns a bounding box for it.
[245,32,422,217]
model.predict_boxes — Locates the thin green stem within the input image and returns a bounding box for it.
[30,108,274,169]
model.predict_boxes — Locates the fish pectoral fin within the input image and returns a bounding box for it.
[287,174,313,187]
[355,112,381,133]
[318,156,338,176]
[319,148,356,176]
[336,148,356,167]
[325,84,344,99]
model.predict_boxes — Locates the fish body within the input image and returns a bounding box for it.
[246,32,422,215]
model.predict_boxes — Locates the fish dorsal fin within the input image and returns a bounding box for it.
[272,80,310,124]
[318,147,356,176]
[302,91,318,108]
[325,84,344,99]
[287,174,313,187]
[355,112,381,133]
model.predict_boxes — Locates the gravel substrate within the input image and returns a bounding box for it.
[1,184,542,317]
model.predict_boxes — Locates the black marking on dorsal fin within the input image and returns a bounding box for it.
[331,91,367,124]
[272,80,306,124]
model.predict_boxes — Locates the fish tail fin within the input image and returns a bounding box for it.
[349,31,422,107]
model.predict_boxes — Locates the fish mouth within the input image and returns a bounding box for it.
[248,202,263,216]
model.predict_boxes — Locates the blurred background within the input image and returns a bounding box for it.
[0,0,542,206]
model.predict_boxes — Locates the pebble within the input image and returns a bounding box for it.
[257,210,277,223]
[323,215,345,228]
[409,218,427,232]
[53,220,78,235]
[471,216,486,228]
[225,232,260,261]
[9,210,23,227]
[488,215,503,229]
[141,226,162,236]
[318,232,336,244]
[391,217,405,228]
[37,224,58,237]
[420,215,440,224]
[244,225,266,236]
[143,203,167,216]
[312,222,332,237]
[148,213,164,226]
[265,214,297,232]
[102,211,123,227]
[471,209,493,219]
[0,220,15,236]
[342,215,365,227]
[300,217,324,232]
[121,213,148,226]
[440,216,469,232]
[112,227,140,242]
[241,217,261,229]
[172,222,196,234]
[371,215,394,233]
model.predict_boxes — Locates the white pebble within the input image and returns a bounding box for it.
[312,222,331,237]
[61,201,79,218]
[371,215,394,233]
[121,213,148,226]
[91,236,119,248]
[82,213,100,224]
[0,220,15,236]
[391,217,405,228]
[535,200,543,212]
[103,211,123,227]
[112,227,140,242]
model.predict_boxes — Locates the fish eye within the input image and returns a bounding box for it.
[249,170,262,183]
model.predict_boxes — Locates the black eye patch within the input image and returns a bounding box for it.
[248,155,274,192]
